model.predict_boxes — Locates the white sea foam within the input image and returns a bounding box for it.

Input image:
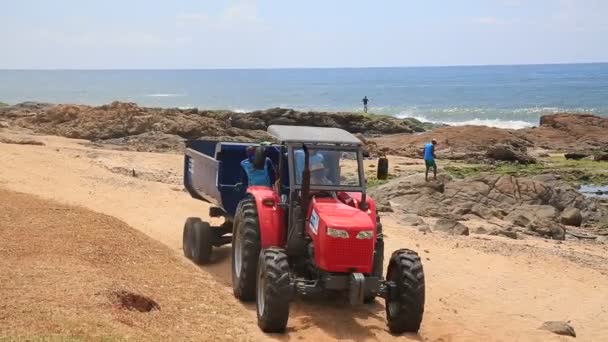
[145,93,185,97]
[401,114,535,130]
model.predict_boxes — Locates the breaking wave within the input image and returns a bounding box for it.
[403,115,535,130]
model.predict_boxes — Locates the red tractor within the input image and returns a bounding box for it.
[183,125,425,333]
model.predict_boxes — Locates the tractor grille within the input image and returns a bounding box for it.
[327,237,373,269]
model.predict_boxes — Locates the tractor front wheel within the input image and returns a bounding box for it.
[232,196,261,301]
[385,249,425,334]
[256,247,291,333]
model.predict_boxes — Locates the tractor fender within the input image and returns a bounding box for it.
[246,186,285,248]
[341,192,378,224]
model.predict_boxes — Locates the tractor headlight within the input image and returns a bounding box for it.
[356,230,374,239]
[326,227,349,239]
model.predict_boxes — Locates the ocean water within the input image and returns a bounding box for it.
[1,63,607,129]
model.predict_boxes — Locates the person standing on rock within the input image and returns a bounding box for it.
[362,96,369,113]
[424,139,438,182]
[224,115,232,129]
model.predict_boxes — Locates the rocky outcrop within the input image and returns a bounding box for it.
[0,102,431,152]
[369,173,608,239]
[371,113,608,159]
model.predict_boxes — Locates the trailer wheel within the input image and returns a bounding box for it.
[191,220,213,264]
[183,217,198,259]
[232,196,261,301]
[257,247,291,333]
[385,249,425,334]
[364,212,384,303]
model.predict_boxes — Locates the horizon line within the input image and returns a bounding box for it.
[1,61,608,71]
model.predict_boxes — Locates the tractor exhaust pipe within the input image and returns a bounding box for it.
[286,144,310,256]
[301,144,311,212]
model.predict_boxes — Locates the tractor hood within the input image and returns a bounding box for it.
[311,197,374,230]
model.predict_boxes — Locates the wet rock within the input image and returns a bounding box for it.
[560,207,583,227]
[539,321,576,337]
[434,219,469,236]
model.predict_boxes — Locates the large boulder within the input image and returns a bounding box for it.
[486,144,536,164]
[560,207,583,226]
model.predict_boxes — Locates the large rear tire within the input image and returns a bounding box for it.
[257,247,291,333]
[191,220,213,264]
[232,196,261,301]
[364,212,384,303]
[385,249,425,334]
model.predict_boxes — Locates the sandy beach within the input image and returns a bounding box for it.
[1,125,607,341]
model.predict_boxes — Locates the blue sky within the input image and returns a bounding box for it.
[1,0,607,69]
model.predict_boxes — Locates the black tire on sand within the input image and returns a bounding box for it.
[232,196,261,301]
[183,217,198,259]
[191,219,213,264]
[385,249,425,334]
[256,247,291,333]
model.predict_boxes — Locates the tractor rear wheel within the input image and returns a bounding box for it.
[183,217,199,259]
[191,219,213,264]
[385,249,425,334]
[364,212,384,303]
[232,196,261,301]
[257,247,291,333]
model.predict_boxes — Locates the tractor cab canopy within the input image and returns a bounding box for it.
[268,125,366,192]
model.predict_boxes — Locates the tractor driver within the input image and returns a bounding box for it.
[238,146,275,189]
[310,160,334,186]
[294,148,324,184]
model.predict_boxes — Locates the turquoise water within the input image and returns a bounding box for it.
[1,63,607,129]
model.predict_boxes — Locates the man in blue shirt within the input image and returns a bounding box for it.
[423,139,438,182]
[239,146,275,189]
